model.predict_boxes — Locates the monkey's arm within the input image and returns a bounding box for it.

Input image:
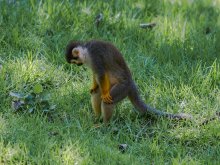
[90,74,99,93]
[98,73,112,104]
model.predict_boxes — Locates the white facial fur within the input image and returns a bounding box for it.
[71,46,90,65]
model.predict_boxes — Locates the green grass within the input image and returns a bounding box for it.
[1,0,220,164]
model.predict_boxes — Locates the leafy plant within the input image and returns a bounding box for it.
[10,83,56,114]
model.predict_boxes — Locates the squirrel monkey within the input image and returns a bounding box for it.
[65,40,192,123]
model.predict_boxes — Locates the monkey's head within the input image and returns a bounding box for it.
[65,41,86,66]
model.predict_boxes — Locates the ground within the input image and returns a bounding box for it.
[0,0,220,164]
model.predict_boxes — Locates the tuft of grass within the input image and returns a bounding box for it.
[0,0,220,164]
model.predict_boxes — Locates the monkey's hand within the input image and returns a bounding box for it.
[101,93,113,104]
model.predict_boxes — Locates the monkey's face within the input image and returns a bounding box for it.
[69,48,84,66]
[65,41,84,66]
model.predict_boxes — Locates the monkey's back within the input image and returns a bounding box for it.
[86,40,132,83]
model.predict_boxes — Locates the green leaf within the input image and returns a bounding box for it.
[11,100,24,111]
[41,93,51,101]
[43,109,50,113]
[33,84,43,94]
[49,105,56,110]
[24,94,35,102]
[9,92,25,99]
[28,107,34,113]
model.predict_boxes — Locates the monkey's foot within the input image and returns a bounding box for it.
[101,94,113,104]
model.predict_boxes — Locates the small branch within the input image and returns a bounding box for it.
[95,13,103,27]
[140,23,156,29]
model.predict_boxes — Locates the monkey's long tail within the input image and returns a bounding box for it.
[128,83,192,120]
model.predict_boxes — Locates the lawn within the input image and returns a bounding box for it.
[0,0,220,164]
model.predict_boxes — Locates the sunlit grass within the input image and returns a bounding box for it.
[0,0,220,164]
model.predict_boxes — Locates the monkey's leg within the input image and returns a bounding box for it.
[90,74,99,93]
[102,83,129,123]
[91,89,102,118]
[101,102,114,123]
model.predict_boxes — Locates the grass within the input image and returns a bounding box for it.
[0,0,220,164]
